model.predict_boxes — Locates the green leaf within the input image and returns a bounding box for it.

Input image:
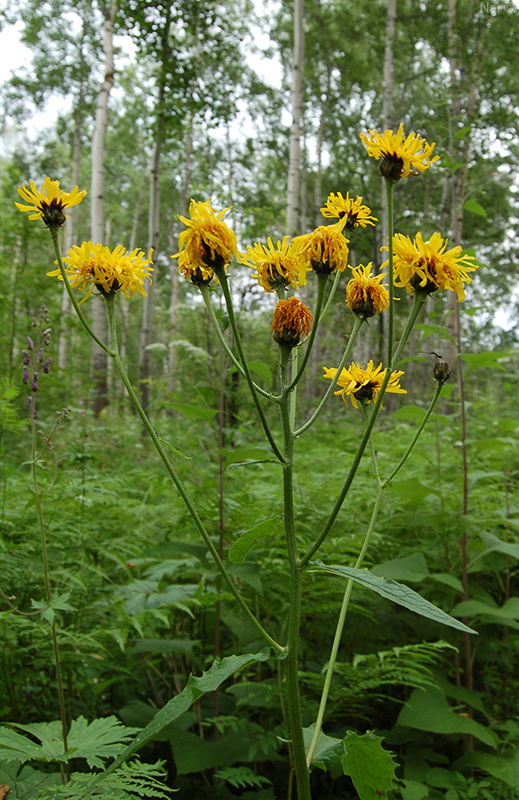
[372,553,429,582]
[455,748,519,787]
[400,779,430,800]
[228,517,280,563]
[303,725,343,772]
[462,198,487,217]
[340,732,398,800]
[479,531,519,560]
[128,639,199,656]
[171,403,219,421]
[158,438,191,459]
[396,686,497,747]
[220,447,274,468]
[312,562,477,634]
[460,351,508,370]
[248,359,272,385]
[79,649,273,796]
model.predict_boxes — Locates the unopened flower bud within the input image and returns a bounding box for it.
[42,358,52,374]
[431,352,451,384]
[22,350,30,365]
[23,365,29,384]
[26,336,34,350]
[28,396,37,419]
[31,371,38,392]
[37,348,44,363]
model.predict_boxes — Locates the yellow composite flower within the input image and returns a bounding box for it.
[382,232,478,301]
[172,199,238,279]
[290,217,349,284]
[320,192,377,230]
[346,263,389,318]
[48,241,153,302]
[271,296,313,347]
[323,361,406,409]
[238,236,299,292]
[15,177,86,228]
[359,123,439,181]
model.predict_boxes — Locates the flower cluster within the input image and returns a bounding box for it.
[290,217,350,283]
[383,232,478,301]
[320,192,377,230]
[271,297,313,347]
[323,361,406,409]
[172,199,238,284]
[15,177,86,228]
[48,242,154,302]
[360,123,439,181]
[346,263,389,318]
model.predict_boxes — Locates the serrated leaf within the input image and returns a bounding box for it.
[66,716,140,768]
[79,649,272,797]
[228,517,280,563]
[341,732,397,800]
[312,562,477,634]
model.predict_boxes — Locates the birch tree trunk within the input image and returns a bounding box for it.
[90,0,116,415]
[285,0,304,236]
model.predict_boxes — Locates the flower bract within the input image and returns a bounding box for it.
[323,361,406,409]
[290,217,349,283]
[272,297,313,347]
[320,192,377,230]
[382,232,478,301]
[359,123,439,180]
[15,177,86,228]
[346,263,389,318]
[173,199,238,276]
[238,236,299,292]
[48,241,153,302]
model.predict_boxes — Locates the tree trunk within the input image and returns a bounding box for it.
[286,0,304,235]
[90,0,116,415]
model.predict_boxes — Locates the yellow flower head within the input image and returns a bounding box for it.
[290,217,349,284]
[47,241,153,302]
[382,231,478,301]
[323,361,406,409]
[272,296,313,347]
[346,263,389,318]
[359,123,439,181]
[173,199,238,277]
[320,192,377,230]
[15,177,86,228]
[238,236,299,293]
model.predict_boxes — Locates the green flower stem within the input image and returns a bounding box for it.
[199,284,275,402]
[289,347,299,432]
[29,408,70,782]
[49,228,114,357]
[300,293,426,568]
[320,266,342,320]
[279,344,312,800]
[385,177,395,367]
[287,273,328,392]
[382,381,445,486]
[306,473,384,767]
[294,315,364,437]
[103,296,284,655]
[215,267,285,464]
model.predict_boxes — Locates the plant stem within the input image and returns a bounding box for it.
[287,273,328,392]
[199,284,274,401]
[103,295,285,655]
[294,316,363,437]
[385,178,395,366]
[215,267,285,463]
[29,404,69,782]
[279,344,312,800]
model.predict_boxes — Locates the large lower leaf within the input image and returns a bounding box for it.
[341,732,398,800]
[312,562,476,634]
[455,749,519,787]
[396,686,497,748]
[79,648,272,797]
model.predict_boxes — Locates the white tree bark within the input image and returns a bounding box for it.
[285,0,304,236]
[90,0,116,415]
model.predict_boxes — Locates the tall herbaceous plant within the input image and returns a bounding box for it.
[14,126,479,799]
